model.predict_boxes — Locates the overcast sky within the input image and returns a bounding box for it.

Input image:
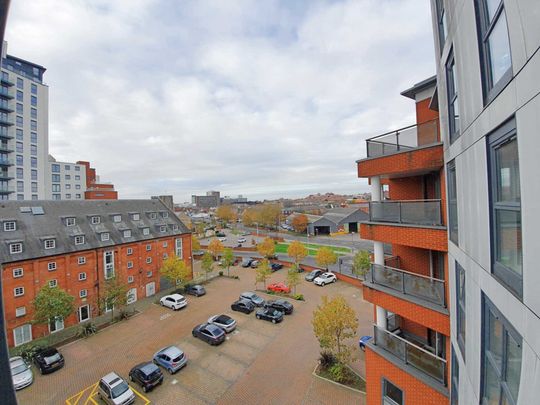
[5,0,435,202]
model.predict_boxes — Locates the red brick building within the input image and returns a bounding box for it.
[77,161,118,200]
[357,76,450,404]
[0,199,191,348]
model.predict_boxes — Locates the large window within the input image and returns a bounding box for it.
[456,262,466,358]
[481,295,522,405]
[382,378,403,405]
[451,346,459,405]
[475,0,512,101]
[446,49,460,142]
[175,238,183,258]
[79,305,90,322]
[13,324,32,346]
[447,160,458,245]
[487,118,521,298]
[104,251,115,279]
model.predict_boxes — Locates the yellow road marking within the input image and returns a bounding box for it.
[130,384,151,404]
[83,383,99,405]
[66,381,151,405]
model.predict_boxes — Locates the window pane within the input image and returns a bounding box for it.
[506,332,522,401]
[488,311,504,371]
[495,210,522,275]
[488,11,512,85]
[483,360,501,405]
[383,380,403,404]
[496,138,520,203]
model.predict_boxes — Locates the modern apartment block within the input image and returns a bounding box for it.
[430,0,539,404]
[0,42,48,201]
[47,157,87,200]
[357,77,451,404]
[0,199,192,348]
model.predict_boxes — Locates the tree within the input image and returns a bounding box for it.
[192,234,201,251]
[259,203,281,228]
[195,223,205,237]
[287,240,307,266]
[255,259,272,289]
[351,250,371,279]
[207,238,224,260]
[257,237,276,259]
[160,257,192,288]
[291,214,308,233]
[220,248,235,277]
[99,276,129,322]
[315,247,337,270]
[286,266,301,294]
[201,252,214,281]
[312,295,358,363]
[33,284,74,341]
[216,205,237,224]
[242,208,257,227]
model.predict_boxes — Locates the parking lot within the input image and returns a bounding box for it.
[16,265,372,405]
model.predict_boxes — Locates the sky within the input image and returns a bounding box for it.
[5,0,435,203]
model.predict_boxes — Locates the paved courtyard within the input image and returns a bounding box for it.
[16,265,372,405]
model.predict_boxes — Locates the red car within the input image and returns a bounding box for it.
[267,282,291,294]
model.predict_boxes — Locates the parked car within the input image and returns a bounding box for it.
[10,356,33,390]
[239,291,265,306]
[218,237,227,242]
[250,260,260,268]
[241,231,250,236]
[129,362,163,393]
[215,232,226,237]
[159,293,188,310]
[305,269,324,281]
[267,282,291,294]
[33,347,64,375]
[237,237,247,243]
[313,272,337,286]
[270,263,283,272]
[255,307,284,324]
[208,314,237,333]
[153,345,188,374]
[241,258,254,267]
[184,284,206,297]
[264,299,294,315]
[192,323,226,345]
[359,336,373,351]
[266,254,278,260]
[97,372,135,405]
[231,299,255,314]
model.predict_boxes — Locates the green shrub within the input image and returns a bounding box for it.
[319,351,336,369]
[219,271,223,276]
[266,290,276,295]
[233,275,240,280]
[329,363,347,383]
[13,343,44,362]
[79,322,97,338]
[292,293,304,301]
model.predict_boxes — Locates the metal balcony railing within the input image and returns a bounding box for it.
[369,200,443,226]
[373,325,447,384]
[366,119,440,158]
[369,264,446,307]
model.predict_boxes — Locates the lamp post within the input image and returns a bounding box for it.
[350,231,355,254]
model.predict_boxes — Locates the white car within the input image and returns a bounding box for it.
[10,356,33,390]
[218,237,227,242]
[313,272,337,286]
[160,294,188,310]
[237,238,247,243]
[208,314,237,333]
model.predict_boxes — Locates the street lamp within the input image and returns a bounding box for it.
[350,231,355,254]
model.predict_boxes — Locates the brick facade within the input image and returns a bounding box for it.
[360,223,448,252]
[2,233,192,347]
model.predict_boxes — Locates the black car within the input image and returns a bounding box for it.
[215,231,226,237]
[270,263,283,272]
[305,269,324,281]
[255,308,284,324]
[192,323,226,345]
[184,284,206,297]
[129,362,163,393]
[33,347,64,375]
[264,299,294,315]
[231,299,255,314]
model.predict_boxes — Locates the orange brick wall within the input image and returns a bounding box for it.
[416,99,440,125]
[357,144,443,178]
[2,233,192,347]
[85,190,118,200]
[391,245,431,276]
[360,223,448,252]
[362,287,450,335]
[388,177,424,200]
[365,348,449,405]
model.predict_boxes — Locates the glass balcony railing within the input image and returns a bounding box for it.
[368,264,446,307]
[0,185,14,193]
[0,88,13,99]
[366,119,440,158]
[373,325,447,384]
[0,158,13,166]
[369,200,443,226]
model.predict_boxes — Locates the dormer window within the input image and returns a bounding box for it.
[113,215,122,223]
[162,212,169,218]
[173,225,179,231]
[4,221,16,231]
[65,217,76,227]
[123,230,132,238]
[142,228,150,236]
[150,212,157,220]
[101,232,110,242]
[160,225,167,233]
[44,239,56,249]
[9,243,22,254]
[74,235,85,245]
[91,216,100,224]
[132,213,140,221]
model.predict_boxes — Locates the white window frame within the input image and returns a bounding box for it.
[79,289,87,298]
[12,268,23,278]
[163,253,168,259]
[162,242,168,248]
[146,244,151,251]
[104,251,115,279]
[146,257,152,264]
[127,261,133,269]
[163,212,169,218]
[147,271,152,277]
[66,217,76,226]
[101,232,110,242]
[123,230,131,238]
[91,216,100,224]
[160,225,167,233]
[49,279,58,288]
[175,238,183,258]
[127,247,133,255]
[150,212,157,219]
[4,221,16,231]
[78,272,87,281]
[113,215,121,223]
[78,256,86,265]
[44,239,56,249]
[10,243,22,254]
[128,275,134,284]
[173,224,179,231]
[49,317,64,334]
[143,228,150,236]
[74,235,85,245]
[132,213,140,221]
[15,307,26,317]
[79,305,90,322]
[48,262,57,271]
[13,324,32,347]
[14,287,24,297]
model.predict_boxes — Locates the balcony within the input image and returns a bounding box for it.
[372,324,447,385]
[0,158,13,167]
[0,184,14,194]
[367,264,446,308]
[1,77,14,87]
[0,172,13,180]
[369,200,443,226]
[0,102,13,113]
[0,88,13,99]
[0,118,13,126]
[0,144,13,153]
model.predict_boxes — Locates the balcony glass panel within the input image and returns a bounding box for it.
[370,200,442,226]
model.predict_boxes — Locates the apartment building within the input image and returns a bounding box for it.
[78,160,118,200]
[0,43,48,201]
[357,77,450,404]
[0,199,192,348]
[47,157,87,200]
[430,0,539,404]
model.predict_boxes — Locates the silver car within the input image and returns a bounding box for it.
[153,345,188,374]
[10,356,33,390]
[97,372,135,405]
[208,314,237,333]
